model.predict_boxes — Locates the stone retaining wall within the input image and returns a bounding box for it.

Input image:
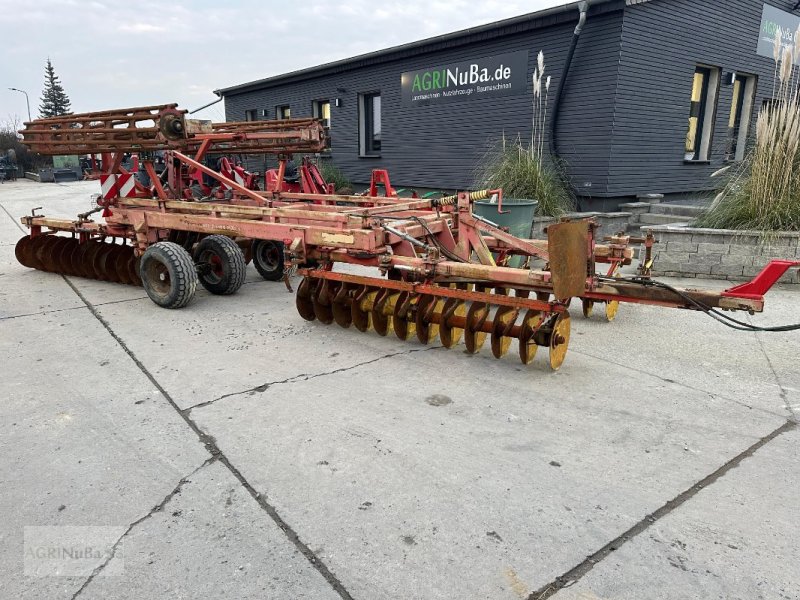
[642,225,800,284]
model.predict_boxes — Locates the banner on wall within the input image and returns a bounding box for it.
[400,50,530,107]
[757,4,800,63]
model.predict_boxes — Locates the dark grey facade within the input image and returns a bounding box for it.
[218,0,800,210]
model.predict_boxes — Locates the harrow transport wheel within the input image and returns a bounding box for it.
[296,277,317,321]
[518,309,541,365]
[194,235,246,295]
[252,240,285,281]
[581,299,594,318]
[140,242,198,309]
[605,300,620,322]
[548,311,571,371]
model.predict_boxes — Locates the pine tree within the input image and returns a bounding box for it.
[38,58,72,118]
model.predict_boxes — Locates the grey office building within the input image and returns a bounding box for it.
[217,0,799,210]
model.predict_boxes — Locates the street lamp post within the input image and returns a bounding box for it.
[8,88,32,122]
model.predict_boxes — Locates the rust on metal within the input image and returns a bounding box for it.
[547,220,591,300]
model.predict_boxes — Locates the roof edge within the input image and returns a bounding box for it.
[215,0,621,96]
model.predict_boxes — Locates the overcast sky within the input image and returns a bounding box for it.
[1,0,568,124]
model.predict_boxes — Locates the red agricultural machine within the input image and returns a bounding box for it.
[13,104,800,370]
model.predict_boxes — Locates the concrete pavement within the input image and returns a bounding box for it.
[1,179,798,599]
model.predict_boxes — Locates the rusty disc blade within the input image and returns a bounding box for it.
[127,253,142,286]
[26,237,46,270]
[331,283,353,328]
[490,307,518,359]
[296,277,317,321]
[32,236,54,272]
[464,302,489,354]
[70,242,90,278]
[392,292,417,341]
[312,279,335,324]
[32,235,58,272]
[81,242,104,279]
[438,298,466,349]
[372,289,399,337]
[351,286,377,333]
[15,236,37,269]
[113,246,134,285]
[518,309,541,365]
[93,243,116,281]
[44,237,71,274]
[548,311,571,371]
[58,239,80,276]
[415,294,442,345]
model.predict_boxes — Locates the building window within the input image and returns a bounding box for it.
[725,74,756,162]
[312,100,332,150]
[244,109,257,121]
[312,100,331,126]
[684,66,720,161]
[277,105,290,119]
[359,92,381,156]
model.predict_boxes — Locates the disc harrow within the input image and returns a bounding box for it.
[12,101,800,373]
[15,235,141,286]
[295,273,573,370]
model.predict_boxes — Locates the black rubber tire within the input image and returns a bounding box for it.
[252,239,285,281]
[194,235,247,295]
[140,241,198,309]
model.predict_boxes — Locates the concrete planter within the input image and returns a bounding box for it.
[641,224,800,284]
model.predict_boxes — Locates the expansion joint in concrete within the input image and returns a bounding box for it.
[529,419,797,600]
[59,276,355,600]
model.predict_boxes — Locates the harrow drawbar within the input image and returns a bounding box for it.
[296,270,572,369]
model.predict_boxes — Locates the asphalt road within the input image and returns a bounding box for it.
[1,179,798,600]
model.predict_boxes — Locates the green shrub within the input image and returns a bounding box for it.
[476,138,574,217]
[319,161,352,194]
[475,51,574,217]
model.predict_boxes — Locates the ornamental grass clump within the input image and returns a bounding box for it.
[698,26,800,232]
[476,51,574,217]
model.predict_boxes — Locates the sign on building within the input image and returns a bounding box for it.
[400,50,529,107]
[757,4,800,62]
